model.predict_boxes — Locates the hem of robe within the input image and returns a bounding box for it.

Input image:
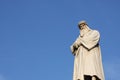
[83,74,102,80]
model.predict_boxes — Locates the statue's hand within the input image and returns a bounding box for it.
[70,45,74,53]
[73,43,79,48]
[70,45,77,56]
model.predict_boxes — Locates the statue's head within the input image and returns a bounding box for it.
[78,20,87,30]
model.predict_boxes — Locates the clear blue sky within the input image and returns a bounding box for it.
[0,0,120,80]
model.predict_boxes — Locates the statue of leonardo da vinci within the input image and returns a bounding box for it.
[70,21,105,80]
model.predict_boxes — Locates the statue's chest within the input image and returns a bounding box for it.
[82,31,92,38]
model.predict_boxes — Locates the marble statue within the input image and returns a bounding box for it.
[70,21,105,80]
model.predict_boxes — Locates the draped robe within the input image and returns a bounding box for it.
[71,30,104,80]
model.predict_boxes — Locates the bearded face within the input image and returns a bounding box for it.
[79,23,86,30]
[78,24,90,37]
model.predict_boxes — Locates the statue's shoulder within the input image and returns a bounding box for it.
[88,30,100,36]
[91,30,100,37]
[91,30,100,34]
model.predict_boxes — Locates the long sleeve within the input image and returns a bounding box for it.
[70,35,81,55]
[80,30,100,50]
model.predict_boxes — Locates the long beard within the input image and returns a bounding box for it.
[80,28,89,37]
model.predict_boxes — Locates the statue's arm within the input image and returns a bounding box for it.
[79,30,100,50]
[70,43,77,55]
[70,36,81,55]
